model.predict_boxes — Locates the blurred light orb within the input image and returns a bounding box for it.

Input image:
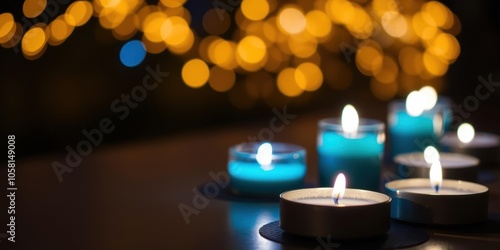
[242,0,270,21]
[237,36,267,64]
[120,40,146,67]
[182,59,210,88]
[278,7,306,34]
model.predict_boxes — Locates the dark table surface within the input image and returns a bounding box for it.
[3,109,500,250]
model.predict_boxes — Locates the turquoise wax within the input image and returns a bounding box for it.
[318,131,383,190]
[389,110,438,159]
[228,162,305,196]
[228,142,306,197]
[388,97,451,160]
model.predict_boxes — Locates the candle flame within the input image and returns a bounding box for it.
[405,91,424,117]
[419,86,438,111]
[332,173,346,205]
[429,161,443,193]
[457,123,475,144]
[256,142,273,168]
[341,104,359,137]
[423,146,440,164]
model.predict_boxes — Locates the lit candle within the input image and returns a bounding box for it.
[385,162,489,225]
[280,174,391,239]
[440,123,500,166]
[228,142,306,197]
[388,87,452,160]
[394,146,479,181]
[317,105,384,191]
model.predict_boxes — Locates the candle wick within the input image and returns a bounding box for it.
[434,185,440,193]
[333,194,340,205]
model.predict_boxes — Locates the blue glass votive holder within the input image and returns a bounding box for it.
[388,97,451,160]
[317,118,385,191]
[228,142,306,197]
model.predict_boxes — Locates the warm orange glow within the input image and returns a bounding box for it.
[423,50,448,76]
[355,43,383,76]
[162,17,190,46]
[278,6,306,34]
[182,59,210,88]
[49,16,74,44]
[428,33,460,62]
[242,0,270,21]
[112,14,139,40]
[236,36,267,64]
[22,26,47,57]
[382,12,408,38]
[305,10,332,38]
[208,39,237,69]
[143,12,168,42]
[295,62,323,91]
[23,0,47,18]
[370,78,397,101]
[277,68,303,97]
[0,13,15,44]
[66,1,93,27]
[160,0,186,8]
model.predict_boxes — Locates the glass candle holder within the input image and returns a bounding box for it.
[317,118,385,191]
[388,97,451,160]
[228,142,306,197]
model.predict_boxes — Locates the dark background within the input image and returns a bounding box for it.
[1,0,500,158]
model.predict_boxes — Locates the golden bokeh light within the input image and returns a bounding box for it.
[423,50,448,76]
[48,16,75,45]
[160,0,186,8]
[0,13,15,44]
[278,6,306,35]
[143,12,168,43]
[236,36,267,65]
[182,59,210,88]
[295,62,323,91]
[66,1,93,27]
[277,68,303,97]
[23,0,47,18]
[382,12,408,38]
[208,66,235,92]
[242,0,270,21]
[22,26,47,58]
[305,10,332,38]
[355,43,383,76]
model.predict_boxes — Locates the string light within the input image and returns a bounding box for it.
[2,0,461,107]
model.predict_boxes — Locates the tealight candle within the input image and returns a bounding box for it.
[388,87,452,160]
[394,146,479,181]
[280,174,391,239]
[228,142,306,196]
[385,162,489,225]
[317,105,384,190]
[441,123,500,166]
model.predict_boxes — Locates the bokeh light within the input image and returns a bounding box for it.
[1,0,462,106]
[182,59,210,88]
[120,40,146,67]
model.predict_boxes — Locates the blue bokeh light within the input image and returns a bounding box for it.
[120,40,146,67]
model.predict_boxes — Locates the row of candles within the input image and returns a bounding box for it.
[227,86,498,239]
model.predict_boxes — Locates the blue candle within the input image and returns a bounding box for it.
[228,142,306,196]
[388,89,451,160]
[317,105,385,191]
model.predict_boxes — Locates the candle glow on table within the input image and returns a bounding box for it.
[228,142,306,196]
[388,87,451,160]
[318,105,384,191]
[279,174,391,238]
[385,161,489,224]
[441,123,500,166]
